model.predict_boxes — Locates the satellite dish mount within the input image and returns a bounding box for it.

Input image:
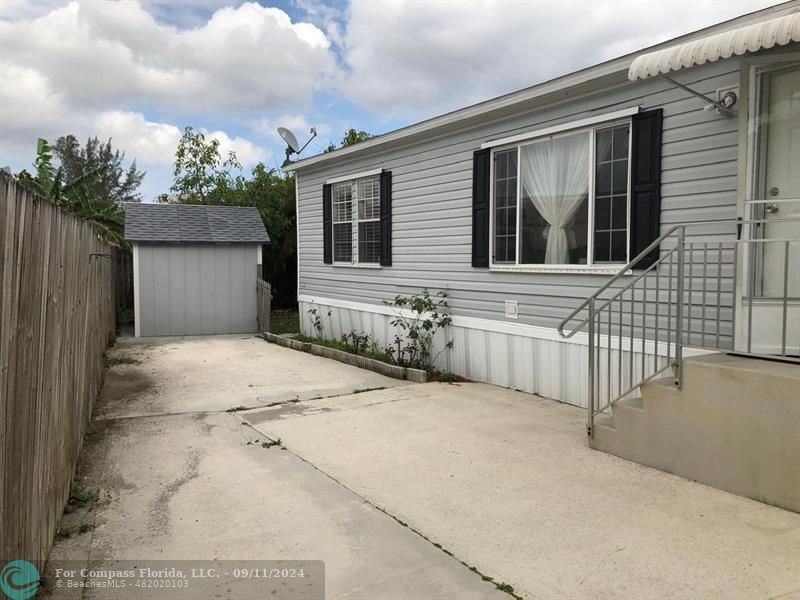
[278,126,317,167]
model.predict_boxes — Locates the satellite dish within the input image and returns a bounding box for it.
[277,126,318,168]
[277,127,301,153]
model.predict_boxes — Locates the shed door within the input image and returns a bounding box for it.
[135,244,257,336]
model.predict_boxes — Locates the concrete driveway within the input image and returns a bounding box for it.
[52,335,800,600]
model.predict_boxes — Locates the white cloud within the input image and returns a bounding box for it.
[0,0,312,174]
[293,0,345,48]
[93,111,182,166]
[0,64,73,141]
[203,128,269,166]
[0,0,786,184]
[0,1,336,114]
[0,0,65,21]
[255,114,331,144]
[339,0,783,118]
[0,92,267,170]
[82,111,268,167]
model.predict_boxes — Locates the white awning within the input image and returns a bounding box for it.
[629,12,800,81]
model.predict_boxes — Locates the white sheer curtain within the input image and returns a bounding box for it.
[520,132,590,264]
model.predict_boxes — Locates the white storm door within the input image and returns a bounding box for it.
[745,66,800,356]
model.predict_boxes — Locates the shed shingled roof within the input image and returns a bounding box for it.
[124,203,270,244]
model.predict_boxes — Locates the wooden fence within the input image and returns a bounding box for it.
[0,173,117,566]
[257,277,271,333]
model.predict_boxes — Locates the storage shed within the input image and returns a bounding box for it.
[124,203,270,337]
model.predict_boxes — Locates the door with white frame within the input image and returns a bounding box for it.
[740,64,800,357]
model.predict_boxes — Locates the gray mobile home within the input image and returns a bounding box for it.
[288,6,798,403]
[124,203,270,337]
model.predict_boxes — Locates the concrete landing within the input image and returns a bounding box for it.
[48,338,800,600]
[246,381,800,600]
[47,336,505,600]
[592,353,800,512]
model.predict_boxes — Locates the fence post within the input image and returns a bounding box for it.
[257,279,271,333]
[265,281,271,333]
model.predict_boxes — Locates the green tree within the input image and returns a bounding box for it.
[171,126,242,202]
[16,138,126,244]
[170,130,297,306]
[243,165,297,307]
[324,128,373,153]
[53,135,145,204]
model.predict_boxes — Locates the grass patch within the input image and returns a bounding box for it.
[385,512,520,600]
[247,438,282,449]
[103,352,140,369]
[427,369,469,383]
[270,309,300,334]
[292,335,465,384]
[55,522,94,539]
[294,335,394,364]
[225,406,248,413]
[68,481,98,508]
[495,582,520,597]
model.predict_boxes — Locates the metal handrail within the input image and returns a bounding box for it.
[558,224,684,339]
[558,211,799,438]
[557,216,800,340]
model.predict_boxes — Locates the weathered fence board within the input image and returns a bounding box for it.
[0,173,116,566]
[257,278,271,333]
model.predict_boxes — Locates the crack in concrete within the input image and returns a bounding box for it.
[88,386,420,424]
[147,448,202,533]
[235,420,522,600]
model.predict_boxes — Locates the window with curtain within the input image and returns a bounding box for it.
[332,174,381,264]
[492,122,630,267]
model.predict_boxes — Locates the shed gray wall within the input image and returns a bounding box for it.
[297,58,745,340]
[135,243,258,336]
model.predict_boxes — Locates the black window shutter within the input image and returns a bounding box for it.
[379,170,392,266]
[322,183,332,264]
[629,108,663,269]
[472,148,491,268]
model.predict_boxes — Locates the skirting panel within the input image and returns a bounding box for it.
[299,297,595,406]
[298,295,712,408]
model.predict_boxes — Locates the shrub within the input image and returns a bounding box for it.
[307,306,331,339]
[341,330,372,355]
[384,289,453,370]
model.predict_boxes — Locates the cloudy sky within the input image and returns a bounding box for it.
[0,0,783,200]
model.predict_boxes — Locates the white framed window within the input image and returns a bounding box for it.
[332,174,381,265]
[491,121,631,269]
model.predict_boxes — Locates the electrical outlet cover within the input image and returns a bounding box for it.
[505,300,518,319]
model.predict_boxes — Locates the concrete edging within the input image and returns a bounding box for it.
[261,332,427,383]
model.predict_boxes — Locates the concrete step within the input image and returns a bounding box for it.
[591,412,618,453]
[602,396,644,436]
[594,412,615,431]
[591,398,649,459]
[648,375,676,389]
[591,352,800,513]
[612,395,643,412]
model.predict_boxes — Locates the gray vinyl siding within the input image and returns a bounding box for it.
[297,59,743,337]
[136,244,257,336]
